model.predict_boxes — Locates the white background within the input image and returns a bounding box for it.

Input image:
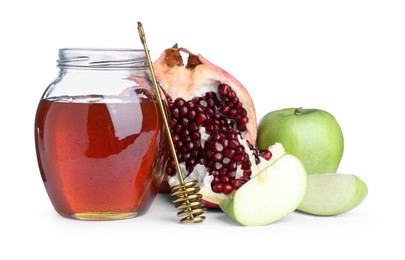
[1,0,404,259]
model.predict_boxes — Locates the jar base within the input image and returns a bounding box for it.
[70,212,138,221]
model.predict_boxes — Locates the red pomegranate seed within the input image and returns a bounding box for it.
[213,142,224,152]
[195,113,207,125]
[212,152,224,162]
[212,176,220,184]
[179,118,189,128]
[218,84,230,96]
[231,179,243,190]
[212,183,223,193]
[221,175,229,183]
[219,106,230,115]
[223,184,233,194]
[260,150,272,160]
[219,168,228,175]
[187,110,196,120]
[222,157,230,165]
[229,139,239,149]
[240,116,248,124]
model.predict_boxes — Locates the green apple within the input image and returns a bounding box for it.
[219,148,307,226]
[257,107,344,174]
[297,173,368,215]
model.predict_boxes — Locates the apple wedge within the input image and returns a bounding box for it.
[297,173,368,216]
[219,153,307,226]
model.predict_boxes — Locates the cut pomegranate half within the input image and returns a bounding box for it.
[153,44,273,207]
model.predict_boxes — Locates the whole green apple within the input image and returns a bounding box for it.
[257,107,344,174]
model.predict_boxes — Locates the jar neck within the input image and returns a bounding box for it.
[57,48,149,70]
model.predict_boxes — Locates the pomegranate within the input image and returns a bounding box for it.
[154,44,279,207]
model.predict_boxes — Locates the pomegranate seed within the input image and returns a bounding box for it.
[199,99,208,107]
[219,106,230,115]
[227,132,237,139]
[223,184,233,194]
[185,141,194,150]
[212,176,220,184]
[179,118,189,128]
[240,177,249,183]
[237,124,247,131]
[229,140,239,149]
[231,179,243,190]
[188,123,198,133]
[198,158,206,165]
[221,175,229,183]
[179,106,188,117]
[205,149,213,158]
[212,152,224,162]
[195,113,207,125]
[260,150,272,160]
[187,110,196,120]
[207,97,216,107]
[219,168,228,175]
[213,142,224,152]
[186,158,196,167]
[243,169,252,175]
[227,171,236,178]
[176,140,183,149]
[218,84,230,96]
[181,152,191,161]
[229,109,237,118]
[236,145,245,154]
[172,134,180,143]
[186,100,196,109]
[240,116,248,124]
[228,161,237,171]
[175,98,186,107]
[210,170,220,176]
[191,149,199,157]
[222,157,230,165]
[190,131,200,140]
[241,161,251,169]
[206,107,215,116]
[212,183,223,193]
[212,133,222,141]
[193,141,201,149]
[171,108,180,118]
[234,154,243,162]
[213,162,223,170]
[180,129,189,138]
[255,157,261,164]
[169,118,177,128]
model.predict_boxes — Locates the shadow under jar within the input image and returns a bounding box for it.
[35,48,168,220]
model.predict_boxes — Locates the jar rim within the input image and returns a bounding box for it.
[57,48,149,69]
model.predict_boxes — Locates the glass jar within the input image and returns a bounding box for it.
[35,48,167,220]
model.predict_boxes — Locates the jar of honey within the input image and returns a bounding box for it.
[35,48,167,220]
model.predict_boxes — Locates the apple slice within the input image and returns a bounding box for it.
[219,153,307,226]
[297,173,368,216]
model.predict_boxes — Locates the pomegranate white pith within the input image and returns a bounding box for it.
[153,45,272,207]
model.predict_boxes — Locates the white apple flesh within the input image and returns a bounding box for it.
[297,173,368,216]
[219,152,307,226]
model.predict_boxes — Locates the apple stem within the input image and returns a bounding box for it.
[294,107,303,115]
